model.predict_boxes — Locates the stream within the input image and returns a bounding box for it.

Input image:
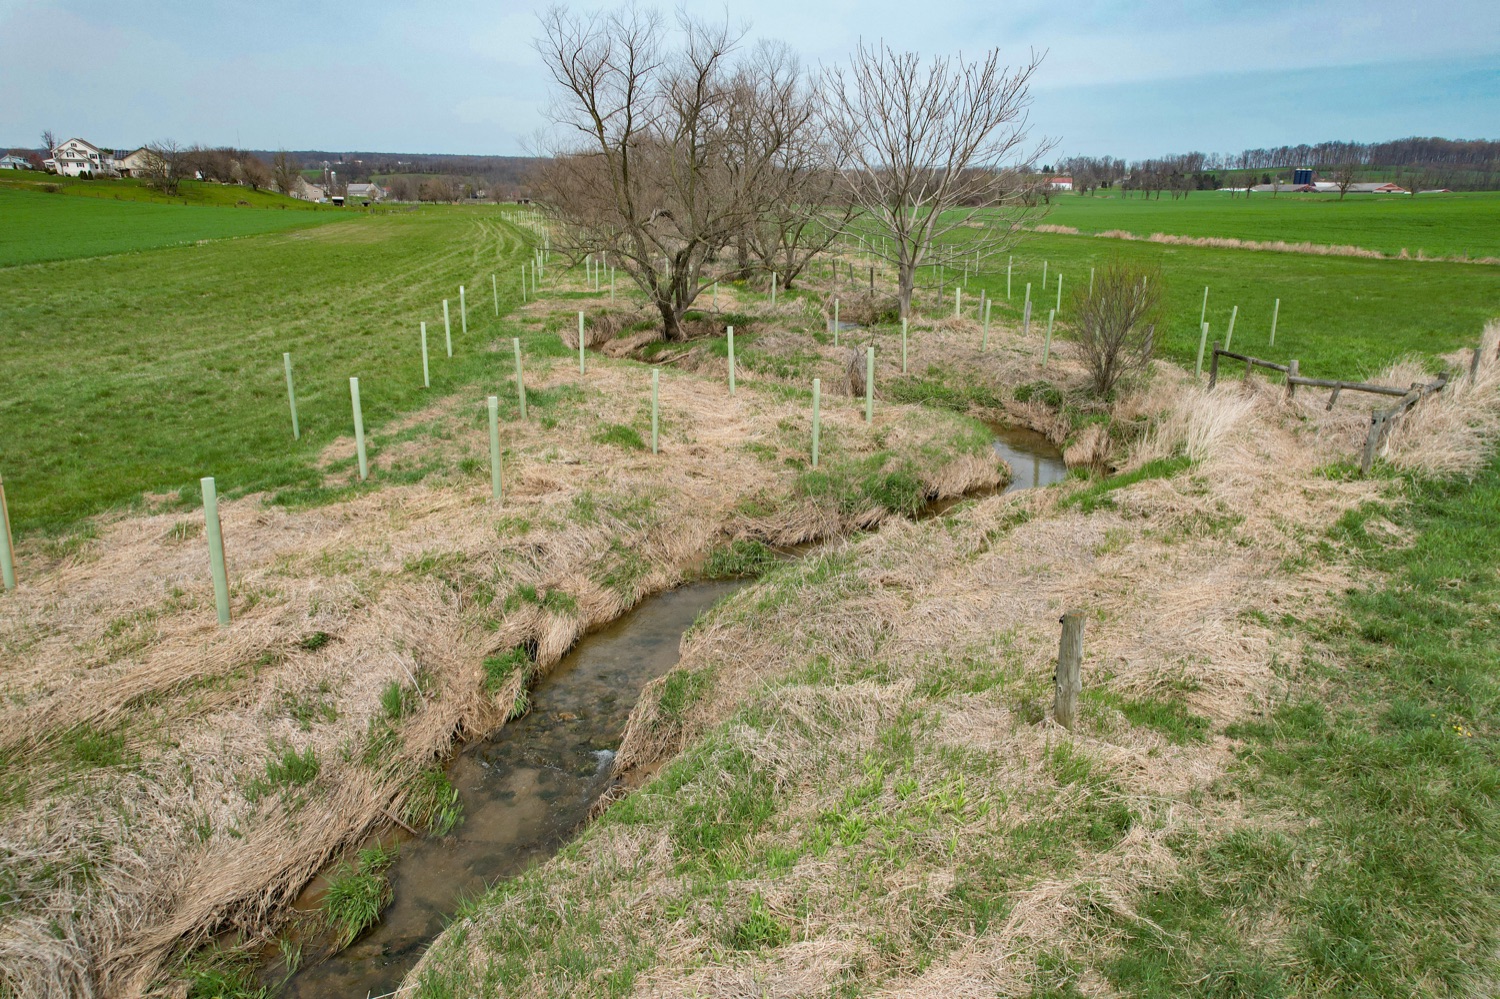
[272,426,1065,998]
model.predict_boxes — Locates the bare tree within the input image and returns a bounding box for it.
[821,42,1048,318]
[40,130,57,156]
[1334,163,1357,199]
[273,150,300,195]
[140,140,189,195]
[727,42,855,288]
[238,153,272,191]
[1071,260,1163,396]
[535,6,787,341]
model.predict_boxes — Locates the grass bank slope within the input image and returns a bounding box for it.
[407,324,1500,998]
[0,186,342,266]
[0,205,526,531]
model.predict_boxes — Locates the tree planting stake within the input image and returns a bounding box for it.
[201,476,231,627]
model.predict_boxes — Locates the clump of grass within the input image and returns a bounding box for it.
[797,453,928,518]
[728,893,791,950]
[593,423,646,451]
[246,743,320,802]
[1119,697,1211,744]
[1014,379,1064,407]
[181,944,269,999]
[1058,455,1193,513]
[322,845,398,947]
[297,631,332,652]
[702,539,779,579]
[483,647,532,694]
[503,583,577,616]
[402,768,463,836]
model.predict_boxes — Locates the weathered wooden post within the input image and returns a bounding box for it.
[283,352,300,439]
[487,395,503,503]
[1224,305,1239,351]
[865,347,875,423]
[420,322,430,388]
[1053,610,1084,730]
[443,300,453,357]
[0,472,15,591]
[982,299,992,351]
[727,325,736,396]
[460,285,468,334]
[1361,412,1385,475]
[200,476,231,627]
[1195,322,1210,378]
[1286,359,1300,399]
[1208,342,1221,388]
[512,338,527,418]
[811,378,821,468]
[1269,298,1280,346]
[349,377,368,480]
[1469,344,1482,383]
[651,368,660,454]
[1043,309,1055,367]
[901,317,908,374]
[577,311,586,374]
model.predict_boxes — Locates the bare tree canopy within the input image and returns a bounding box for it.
[821,42,1049,318]
[272,150,300,196]
[534,5,838,341]
[140,140,190,195]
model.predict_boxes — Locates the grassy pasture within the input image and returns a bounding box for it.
[1040,190,1500,259]
[902,225,1500,379]
[0,187,345,266]
[0,172,330,210]
[0,205,532,532]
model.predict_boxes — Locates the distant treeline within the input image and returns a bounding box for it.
[250,150,540,200]
[1057,137,1499,196]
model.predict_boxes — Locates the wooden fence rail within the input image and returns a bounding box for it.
[1207,342,1461,476]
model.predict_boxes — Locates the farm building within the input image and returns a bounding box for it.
[1047,176,1073,190]
[112,147,152,177]
[0,154,32,170]
[346,182,383,203]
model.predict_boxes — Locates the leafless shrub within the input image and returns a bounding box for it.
[1071,260,1164,396]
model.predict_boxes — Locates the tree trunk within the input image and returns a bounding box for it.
[897,262,916,320]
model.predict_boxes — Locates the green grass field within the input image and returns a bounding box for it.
[0,172,329,210]
[1039,190,1500,259]
[903,223,1500,380]
[0,187,349,266]
[0,206,532,532]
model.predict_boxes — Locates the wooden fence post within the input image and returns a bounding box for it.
[1361,413,1384,475]
[1054,610,1084,730]
[1287,359,1299,399]
[1471,345,1483,383]
[0,472,15,591]
[200,476,231,627]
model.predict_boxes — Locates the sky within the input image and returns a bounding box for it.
[1,0,1496,160]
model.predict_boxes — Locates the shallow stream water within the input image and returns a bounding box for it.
[274,424,1066,998]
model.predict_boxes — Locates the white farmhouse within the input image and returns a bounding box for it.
[113,147,153,178]
[44,138,115,177]
[0,154,33,170]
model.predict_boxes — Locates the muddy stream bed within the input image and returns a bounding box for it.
[270,427,1065,998]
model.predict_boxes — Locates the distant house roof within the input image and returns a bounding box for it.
[0,154,32,169]
[347,183,382,198]
[1048,176,1073,184]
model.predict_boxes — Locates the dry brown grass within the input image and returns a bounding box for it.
[0,297,1002,997]
[405,317,1500,998]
